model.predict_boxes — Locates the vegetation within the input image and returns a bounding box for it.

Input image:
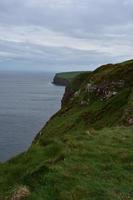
[55,71,87,80]
[53,71,88,86]
[0,60,133,200]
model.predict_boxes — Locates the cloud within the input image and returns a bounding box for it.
[0,0,133,70]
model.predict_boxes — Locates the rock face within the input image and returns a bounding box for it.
[61,60,133,127]
[53,74,69,86]
[53,71,88,86]
[10,186,30,200]
[128,118,133,125]
[61,85,74,105]
[85,80,124,100]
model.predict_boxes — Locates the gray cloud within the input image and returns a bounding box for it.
[0,0,133,71]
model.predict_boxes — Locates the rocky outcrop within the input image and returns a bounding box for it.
[61,85,74,106]
[85,80,125,100]
[10,186,30,200]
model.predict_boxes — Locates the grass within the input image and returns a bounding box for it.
[55,72,87,82]
[0,59,133,199]
[1,125,133,199]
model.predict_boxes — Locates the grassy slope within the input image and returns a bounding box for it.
[0,60,133,200]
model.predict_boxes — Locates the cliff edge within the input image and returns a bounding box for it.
[53,71,87,86]
[0,60,133,200]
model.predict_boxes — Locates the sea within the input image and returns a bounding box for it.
[0,71,65,162]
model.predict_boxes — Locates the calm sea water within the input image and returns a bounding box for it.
[0,71,64,162]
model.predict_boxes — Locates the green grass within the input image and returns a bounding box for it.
[0,124,133,199]
[55,72,87,82]
[0,60,133,199]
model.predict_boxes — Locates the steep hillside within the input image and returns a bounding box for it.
[0,60,133,200]
[53,71,88,86]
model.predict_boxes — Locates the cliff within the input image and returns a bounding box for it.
[53,71,87,86]
[0,60,133,200]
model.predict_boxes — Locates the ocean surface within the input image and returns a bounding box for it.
[0,71,65,162]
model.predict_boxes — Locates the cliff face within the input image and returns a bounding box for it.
[53,71,87,86]
[53,74,69,86]
[1,60,133,200]
[61,61,133,127]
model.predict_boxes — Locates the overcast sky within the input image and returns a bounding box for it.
[0,0,133,71]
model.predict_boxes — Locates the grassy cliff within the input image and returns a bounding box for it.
[0,60,133,200]
[53,71,87,86]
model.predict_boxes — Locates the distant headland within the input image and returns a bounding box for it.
[53,71,87,86]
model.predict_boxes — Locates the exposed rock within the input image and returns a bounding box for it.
[112,91,118,96]
[128,118,133,125]
[61,85,74,106]
[86,81,123,100]
[86,130,91,135]
[80,100,89,106]
[74,90,80,97]
[117,80,125,87]
[86,83,97,93]
[53,74,69,86]
[106,91,117,99]
[10,186,30,200]
[86,83,92,92]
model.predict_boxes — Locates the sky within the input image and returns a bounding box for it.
[0,0,133,72]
